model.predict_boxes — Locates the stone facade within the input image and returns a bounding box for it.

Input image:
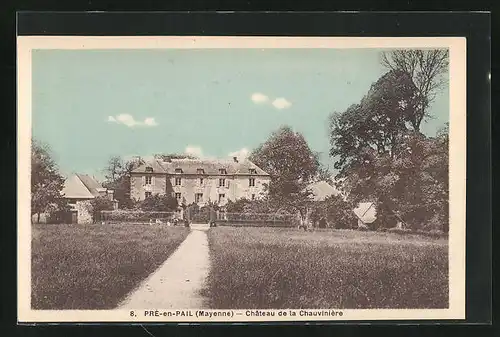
[130,158,271,207]
[130,174,168,201]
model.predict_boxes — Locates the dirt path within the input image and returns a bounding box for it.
[118,224,211,309]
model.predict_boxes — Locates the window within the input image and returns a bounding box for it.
[175,193,181,200]
[249,168,256,174]
[175,177,182,186]
[175,168,183,173]
[218,194,225,203]
[219,178,226,187]
[252,194,256,200]
[249,178,255,187]
[195,193,203,203]
[197,168,205,174]
[145,191,152,198]
[219,168,227,175]
[145,175,152,185]
[200,178,204,185]
[145,166,153,173]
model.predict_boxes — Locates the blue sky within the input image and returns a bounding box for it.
[32,48,449,179]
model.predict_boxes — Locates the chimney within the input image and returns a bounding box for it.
[233,156,238,163]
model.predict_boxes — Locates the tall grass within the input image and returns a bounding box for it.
[31,223,189,309]
[202,227,448,309]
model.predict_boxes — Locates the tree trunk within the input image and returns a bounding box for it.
[37,212,40,224]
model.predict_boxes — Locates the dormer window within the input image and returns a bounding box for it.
[175,168,183,174]
[145,166,153,173]
[249,168,257,174]
[197,168,205,174]
[219,168,227,175]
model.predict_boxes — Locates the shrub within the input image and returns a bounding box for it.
[88,196,115,223]
[100,210,178,223]
[139,194,178,212]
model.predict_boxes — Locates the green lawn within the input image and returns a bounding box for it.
[202,227,448,309]
[31,223,189,309]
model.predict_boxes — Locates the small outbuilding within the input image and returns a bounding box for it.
[61,174,118,224]
[353,202,377,229]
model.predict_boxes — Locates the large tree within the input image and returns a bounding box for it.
[249,126,321,223]
[102,156,143,209]
[330,70,420,179]
[329,70,449,230]
[31,140,66,223]
[381,49,449,131]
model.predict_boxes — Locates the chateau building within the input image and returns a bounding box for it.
[130,157,271,207]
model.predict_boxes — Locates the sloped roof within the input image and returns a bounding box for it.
[132,158,269,176]
[307,180,340,201]
[61,174,95,199]
[132,159,167,174]
[353,202,377,224]
[61,174,107,199]
[76,174,105,197]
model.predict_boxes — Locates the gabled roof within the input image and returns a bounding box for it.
[131,158,269,176]
[76,174,105,197]
[307,180,340,201]
[61,174,100,199]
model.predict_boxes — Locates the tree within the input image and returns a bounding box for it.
[225,198,250,213]
[102,156,143,209]
[103,155,125,182]
[381,49,449,131]
[249,126,320,200]
[330,70,420,181]
[329,70,449,230]
[139,194,178,212]
[310,194,356,229]
[317,164,334,185]
[31,140,66,223]
[88,196,115,223]
[249,126,321,226]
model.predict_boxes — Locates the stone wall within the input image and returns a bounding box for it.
[75,200,93,224]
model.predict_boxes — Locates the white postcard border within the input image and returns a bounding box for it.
[17,36,466,323]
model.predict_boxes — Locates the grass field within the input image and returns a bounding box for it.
[202,227,448,309]
[31,223,189,309]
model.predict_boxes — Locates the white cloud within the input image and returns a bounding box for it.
[272,97,292,110]
[251,93,292,110]
[107,114,158,127]
[144,117,158,126]
[228,147,250,161]
[251,92,269,104]
[185,146,203,158]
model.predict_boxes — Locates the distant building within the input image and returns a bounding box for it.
[61,173,118,224]
[353,202,377,229]
[130,157,271,207]
[307,180,340,201]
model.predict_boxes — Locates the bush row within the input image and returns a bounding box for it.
[101,210,178,222]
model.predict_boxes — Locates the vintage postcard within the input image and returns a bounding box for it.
[17,36,466,322]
